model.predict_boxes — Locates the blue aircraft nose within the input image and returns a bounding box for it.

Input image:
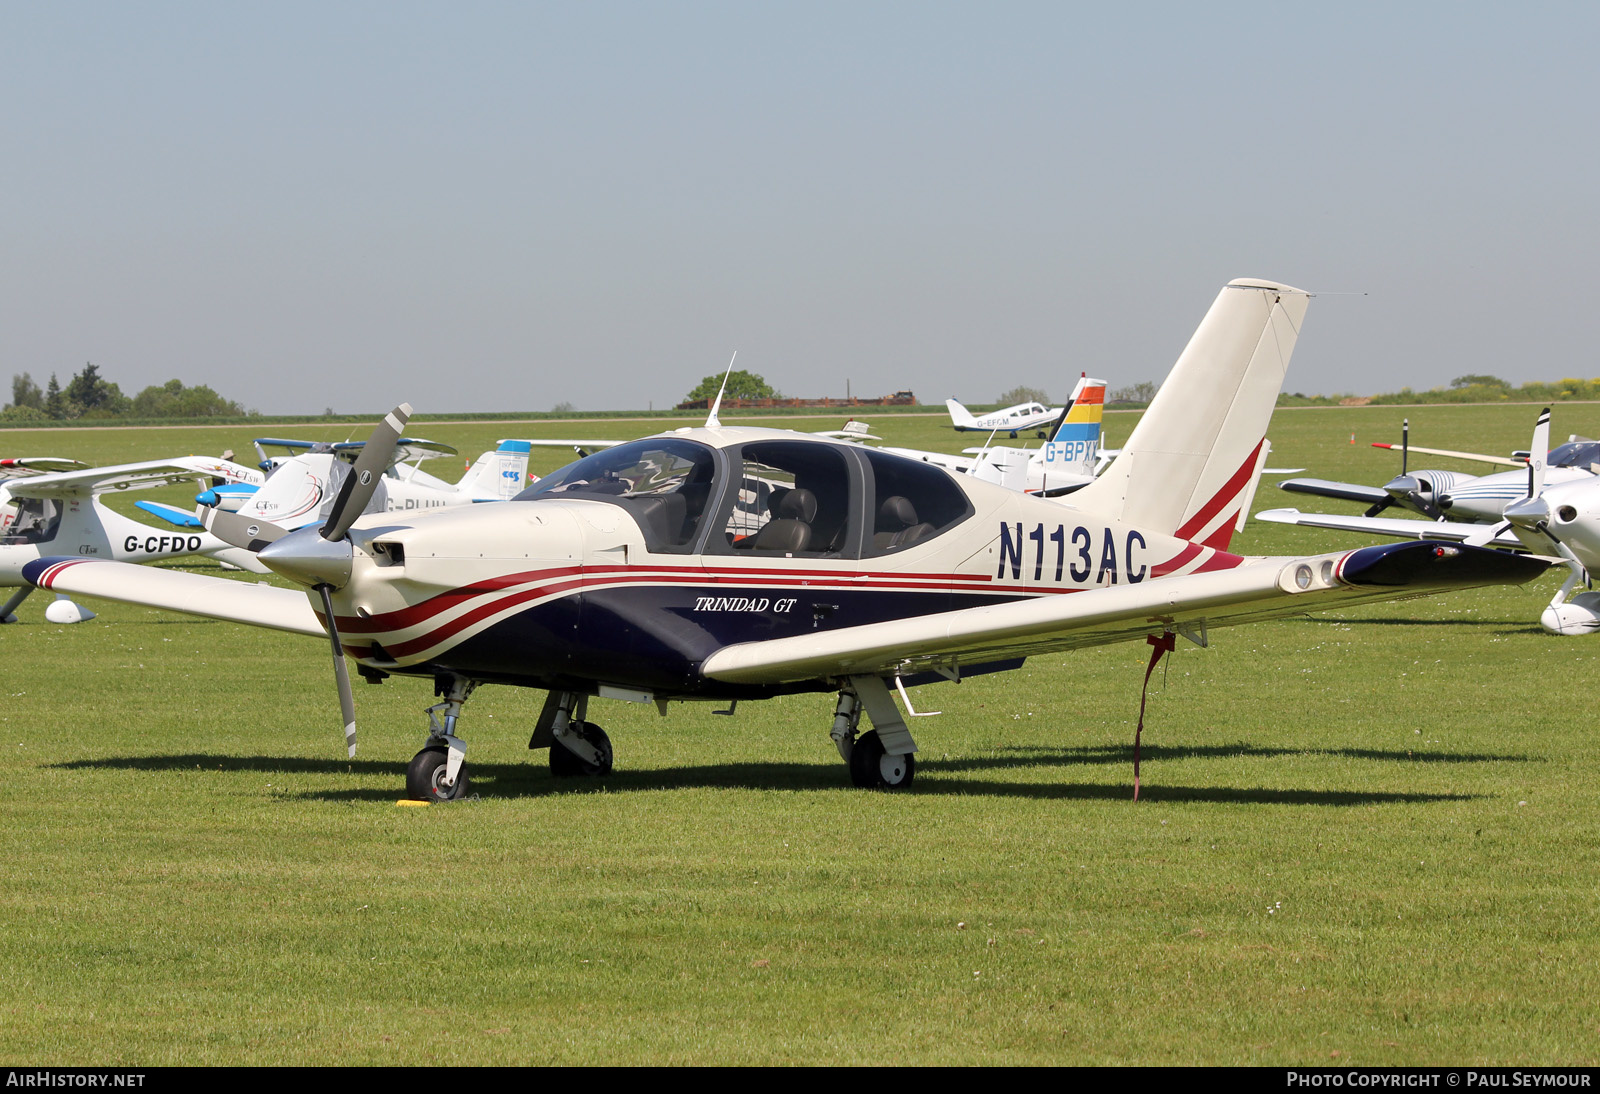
[196,489,219,506]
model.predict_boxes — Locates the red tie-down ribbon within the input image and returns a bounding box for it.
[1134,631,1177,802]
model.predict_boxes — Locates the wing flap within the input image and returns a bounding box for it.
[701,542,1548,684]
[23,557,323,637]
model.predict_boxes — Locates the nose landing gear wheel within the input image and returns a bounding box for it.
[407,745,469,802]
[848,729,915,789]
[550,721,613,777]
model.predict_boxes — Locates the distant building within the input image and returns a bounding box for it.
[675,390,916,411]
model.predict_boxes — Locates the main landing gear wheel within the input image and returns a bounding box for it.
[407,745,469,802]
[848,729,915,790]
[550,721,614,777]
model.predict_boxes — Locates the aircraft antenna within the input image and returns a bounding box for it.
[705,352,737,428]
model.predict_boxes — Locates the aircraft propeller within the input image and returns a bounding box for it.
[201,403,413,757]
[1364,419,1412,518]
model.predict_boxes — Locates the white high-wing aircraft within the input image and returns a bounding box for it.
[138,438,536,535]
[1277,419,1600,523]
[0,456,267,623]
[946,396,1063,438]
[24,280,1548,800]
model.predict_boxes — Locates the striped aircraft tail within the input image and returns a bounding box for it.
[1038,374,1107,478]
[1064,279,1309,551]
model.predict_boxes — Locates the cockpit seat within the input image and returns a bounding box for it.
[874,495,936,550]
[740,487,817,553]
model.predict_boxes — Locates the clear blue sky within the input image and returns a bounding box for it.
[4,2,1596,414]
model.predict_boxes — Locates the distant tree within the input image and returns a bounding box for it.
[64,362,129,418]
[0,404,47,422]
[684,370,777,403]
[1110,381,1159,404]
[9,373,43,411]
[130,379,246,418]
[551,401,577,413]
[1451,374,1510,389]
[996,385,1052,405]
[44,374,65,419]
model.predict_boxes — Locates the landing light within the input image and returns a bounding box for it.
[1294,564,1312,590]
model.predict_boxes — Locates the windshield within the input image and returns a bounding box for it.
[516,438,717,551]
[1546,441,1600,469]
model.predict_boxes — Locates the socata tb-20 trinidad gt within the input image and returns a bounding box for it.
[24,279,1548,800]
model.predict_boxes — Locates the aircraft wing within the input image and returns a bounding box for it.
[701,541,1547,685]
[1277,477,1391,505]
[1371,442,1524,468]
[332,438,459,463]
[515,439,626,449]
[1253,508,1526,549]
[0,457,88,478]
[4,457,260,499]
[22,557,323,636]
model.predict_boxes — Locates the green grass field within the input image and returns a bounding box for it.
[1,404,1597,1065]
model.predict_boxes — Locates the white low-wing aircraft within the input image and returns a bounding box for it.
[1263,408,1600,636]
[0,455,267,623]
[946,396,1063,438]
[24,280,1548,800]
[1278,419,1600,523]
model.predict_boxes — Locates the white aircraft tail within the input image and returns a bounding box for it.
[945,398,980,429]
[1067,279,1309,550]
[457,440,532,500]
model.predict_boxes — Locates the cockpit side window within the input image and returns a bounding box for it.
[0,497,61,546]
[705,442,855,557]
[516,439,717,553]
[861,448,972,555]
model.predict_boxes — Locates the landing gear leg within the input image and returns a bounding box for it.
[837,676,917,790]
[537,691,614,777]
[406,677,476,802]
[830,690,861,762]
[0,587,32,624]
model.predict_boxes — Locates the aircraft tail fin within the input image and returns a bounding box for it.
[945,398,980,430]
[1065,279,1309,551]
[1038,374,1107,479]
[458,440,532,500]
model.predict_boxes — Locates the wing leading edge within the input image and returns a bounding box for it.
[23,557,323,637]
[700,541,1549,685]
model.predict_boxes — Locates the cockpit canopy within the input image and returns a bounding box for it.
[1547,441,1600,470]
[515,435,973,558]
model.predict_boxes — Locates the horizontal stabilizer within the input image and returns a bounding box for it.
[23,557,323,637]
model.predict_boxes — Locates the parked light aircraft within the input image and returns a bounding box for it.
[1260,408,1600,635]
[0,456,267,623]
[946,395,1063,438]
[888,376,1109,496]
[24,280,1548,800]
[1278,419,1599,522]
[138,438,535,534]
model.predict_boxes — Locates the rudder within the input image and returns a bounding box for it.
[1065,279,1309,550]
